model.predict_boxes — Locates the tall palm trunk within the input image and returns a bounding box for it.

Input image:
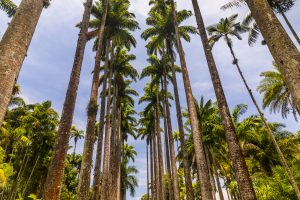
[163,117,173,200]
[215,167,225,200]
[191,0,256,199]
[77,0,109,197]
[245,0,300,112]
[108,83,118,198]
[0,0,44,126]
[92,41,110,200]
[170,59,194,199]
[150,136,155,199]
[43,1,93,198]
[153,130,160,200]
[277,6,300,45]
[155,94,166,200]
[73,140,77,157]
[225,37,300,199]
[162,69,180,200]
[147,144,150,199]
[204,147,216,200]
[110,89,120,200]
[116,112,122,200]
[101,66,114,200]
[161,80,173,200]
[170,1,213,199]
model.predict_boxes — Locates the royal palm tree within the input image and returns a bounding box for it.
[168,0,215,198]
[0,0,50,126]
[208,14,300,197]
[87,1,139,198]
[101,45,138,200]
[139,83,166,200]
[141,4,197,199]
[76,0,109,198]
[0,0,17,17]
[140,54,180,199]
[43,0,94,199]
[189,0,256,198]
[244,0,300,113]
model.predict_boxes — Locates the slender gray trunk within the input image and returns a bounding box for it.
[92,41,110,200]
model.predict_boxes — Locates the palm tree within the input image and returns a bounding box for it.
[189,0,256,198]
[76,0,109,198]
[43,0,94,199]
[70,126,84,156]
[92,41,109,200]
[140,54,180,199]
[87,1,139,198]
[139,83,166,200]
[141,3,197,199]
[168,0,214,198]
[244,0,300,113]
[123,143,137,163]
[0,0,17,17]
[258,63,299,120]
[121,161,138,200]
[101,45,138,199]
[0,0,50,126]
[208,15,300,197]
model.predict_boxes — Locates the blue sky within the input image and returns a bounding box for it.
[1,0,299,199]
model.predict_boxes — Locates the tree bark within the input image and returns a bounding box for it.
[153,130,160,200]
[226,38,300,199]
[204,147,216,200]
[215,168,225,200]
[108,83,118,198]
[150,135,155,199]
[161,80,174,200]
[147,144,150,200]
[92,41,110,200]
[0,0,44,126]
[43,0,93,199]
[77,0,109,197]
[170,59,194,200]
[162,69,181,200]
[155,93,166,200]
[245,0,300,113]
[170,1,213,199]
[191,0,256,199]
[101,66,114,200]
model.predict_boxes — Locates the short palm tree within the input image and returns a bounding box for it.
[70,126,84,156]
[258,63,299,120]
